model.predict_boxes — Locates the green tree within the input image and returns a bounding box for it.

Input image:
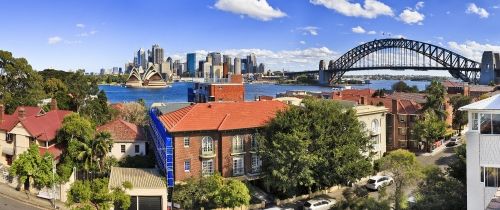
[411,166,466,210]
[173,174,250,209]
[450,95,472,135]
[93,132,114,172]
[0,50,45,113]
[259,99,372,196]
[66,178,132,210]
[392,81,418,93]
[379,149,422,210]
[80,90,112,126]
[447,144,466,185]
[423,80,447,120]
[9,144,55,190]
[44,78,68,97]
[414,111,447,152]
[57,113,95,144]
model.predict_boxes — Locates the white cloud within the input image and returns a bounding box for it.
[214,0,286,21]
[77,30,98,37]
[179,47,338,71]
[448,41,500,61]
[367,30,377,35]
[415,1,424,10]
[352,26,366,34]
[48,36,62,44]
[76,23,85,28]
[310,0,394,19]
[297,26,319,36]
[398,9,425,25]
[300,41,306,45]
[466,3,489,18]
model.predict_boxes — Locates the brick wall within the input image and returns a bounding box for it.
[209,84,244,102]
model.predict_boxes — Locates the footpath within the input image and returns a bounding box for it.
[0,183,67,210]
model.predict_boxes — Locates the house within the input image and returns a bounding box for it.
[149,101,287,183]
[459,94,500,209]
[0,100,71,165]
[108,167,167,210]
[96,119,148,160]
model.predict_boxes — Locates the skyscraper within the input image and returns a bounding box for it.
[136,48,147,69]
[223,55,232,78]
[187,53,200,77]
[241,58,248,74]
[258,63,265,74]
[246,53,257,74]
[234,58,241,75]
[209,52,222,66]
[152,44,164,65]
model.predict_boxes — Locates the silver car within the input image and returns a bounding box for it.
[303,198,336,210]
[365,175,394,190]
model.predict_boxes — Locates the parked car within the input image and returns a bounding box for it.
[303,198,336,210]
[447,136,461,147]
[365,175,394,190]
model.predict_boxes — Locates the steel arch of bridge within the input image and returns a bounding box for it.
[326,38,481,84]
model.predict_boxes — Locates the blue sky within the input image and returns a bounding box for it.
[1,0,500,74]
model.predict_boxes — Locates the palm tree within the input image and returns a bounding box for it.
[93,132,114,172]
[75,140,94,175]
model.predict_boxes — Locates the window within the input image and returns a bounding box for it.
[233,156,244,176]
[232,135,244,153]
[481,167,484,183]
[251,134,258,151]
[398,127,407,135]
[399,140,408,148]
[371,119,379,133]
[251,154,262,173]
[135,145,140,153]
[184,160,191,172]
[202,159,214,176]
[6,133,14,143]
[121,145,126,153]
[183,137,190,147]
[360,122,367,132]
[202,136,214,153]
[480,114,500,134]
[399,115,407,123]
[472,113,479,130]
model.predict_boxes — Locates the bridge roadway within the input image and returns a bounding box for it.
[284,66,481,76]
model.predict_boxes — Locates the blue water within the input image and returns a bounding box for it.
[99,80,429,107]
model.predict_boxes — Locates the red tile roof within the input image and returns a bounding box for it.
[441,80,464,88]
[389,92,427,104]
[0,106,45,131]
[20,110,72,141]
[158,101,288,132]
[97,119,146,142]
[39,144,64,160]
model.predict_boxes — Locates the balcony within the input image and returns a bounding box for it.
[233,168,244,176]
[200,148,216,158]
[231,147,245,155]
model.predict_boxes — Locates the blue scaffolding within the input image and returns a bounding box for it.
[149,109,174,187]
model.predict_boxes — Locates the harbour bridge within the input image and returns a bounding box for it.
[285,38,500,85]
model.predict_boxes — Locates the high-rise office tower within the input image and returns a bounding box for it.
[241,58,248,74]
[167,57,173,71]
[187,53,201,77]
[234,58,241,75]
[258,63,265,74]
[209,52,222,66]
[246,53,257,74]
[223,55,232,78]
[206,54,212,64]
[152,44,164,65]
[136,48,147,69]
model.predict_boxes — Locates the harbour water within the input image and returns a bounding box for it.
[99,80,430,107]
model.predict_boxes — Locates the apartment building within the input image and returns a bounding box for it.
[460,94,500,209]
[149,101,287,184]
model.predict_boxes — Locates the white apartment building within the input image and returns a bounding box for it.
[355,105,388,160]
[460,94,500,209]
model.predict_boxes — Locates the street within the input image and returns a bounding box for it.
[0,193,46,210]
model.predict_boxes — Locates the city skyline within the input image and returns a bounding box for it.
[1,0,499,75]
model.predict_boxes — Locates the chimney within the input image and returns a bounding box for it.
[18,107,26,120]
[50,98,58,111]
[463,83,470,96]
[391,99,399,114]
[0,104,4,123]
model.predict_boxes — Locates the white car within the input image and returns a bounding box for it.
[365,175,394,190]
[303,198,336,210]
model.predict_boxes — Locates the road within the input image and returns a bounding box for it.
[0,193,46,210]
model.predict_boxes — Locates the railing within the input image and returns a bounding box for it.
[200,147,216,158]
[233,168,244,176]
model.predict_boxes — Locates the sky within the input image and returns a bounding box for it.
[1,0,500,75]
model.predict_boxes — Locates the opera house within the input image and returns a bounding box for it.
[125,65,169,88]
